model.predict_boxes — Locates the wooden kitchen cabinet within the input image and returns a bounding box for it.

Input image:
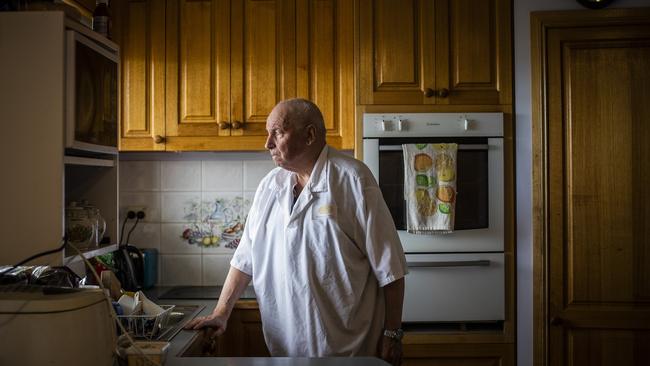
[358,0,512,106]
[114,0,354,151]
[402,342,514,366]
[183,301,269,357]
[112,0,166,151]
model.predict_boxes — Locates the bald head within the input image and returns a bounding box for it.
[274,98,326,143]
[265,99,327,175]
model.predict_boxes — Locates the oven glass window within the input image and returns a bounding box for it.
[378,146,489,230]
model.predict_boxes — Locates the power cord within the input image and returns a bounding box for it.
[125,210,145,245]
[119,211,137,246]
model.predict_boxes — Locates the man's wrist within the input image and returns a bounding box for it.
[383,328,404,341]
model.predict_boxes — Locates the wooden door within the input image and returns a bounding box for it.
[532,9,650,366]
[113,0,166,151]
[358,0,511,106]
[296,0,354,149]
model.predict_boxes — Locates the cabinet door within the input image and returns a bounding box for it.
[403,342,513,366]
[165,0,230,150]
[436,0,511,105]
[114,0,166,151]
[359,0,436,105]
[358,0,511,105]
[296,0,355,149]
[230,0,295,140]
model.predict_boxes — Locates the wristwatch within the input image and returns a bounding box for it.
[383,328,404,341]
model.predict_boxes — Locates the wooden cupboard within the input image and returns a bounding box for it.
[403,342,514,366]
[114,0,354,151]
[358,0,511,106]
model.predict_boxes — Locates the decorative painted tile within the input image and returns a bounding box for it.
[119,192,161,222]
[161,223,202,254]
[160,255,202,286]
[120,161,161,191]
[175,192,250,251]
[161,161,201,191]
[243,160,276,191]
[161,192,201,223]
[202,254,233,286]
[202,161,243,191]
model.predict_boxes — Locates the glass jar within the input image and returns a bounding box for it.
[65,202,96,250]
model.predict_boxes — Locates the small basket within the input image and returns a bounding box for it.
[117,305,175,340]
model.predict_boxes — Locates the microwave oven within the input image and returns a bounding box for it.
[65,30,119,154]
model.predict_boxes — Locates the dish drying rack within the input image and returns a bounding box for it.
[117,305,175,339]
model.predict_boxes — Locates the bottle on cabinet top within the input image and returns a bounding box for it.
[92,0,110,38]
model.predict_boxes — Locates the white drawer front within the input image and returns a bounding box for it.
[402,253,505,322]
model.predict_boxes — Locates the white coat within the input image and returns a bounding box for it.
[231,145,407,356]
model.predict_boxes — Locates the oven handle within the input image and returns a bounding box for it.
[379,144,489,151]
[407,260,491,268]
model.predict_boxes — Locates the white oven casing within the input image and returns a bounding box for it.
[362,113,505,322]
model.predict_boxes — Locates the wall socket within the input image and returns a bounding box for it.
[125,206,147,220]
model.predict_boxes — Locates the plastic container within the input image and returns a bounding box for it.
[142,249,158,290]
[125,341,170,366]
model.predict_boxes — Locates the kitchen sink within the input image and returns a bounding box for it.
[155,304,204,342]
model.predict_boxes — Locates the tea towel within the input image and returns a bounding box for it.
[403,143,458,234]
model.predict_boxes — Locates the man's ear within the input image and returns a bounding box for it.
[306,124,316,146]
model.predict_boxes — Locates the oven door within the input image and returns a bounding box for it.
[363,137,503,252]
[402,253,505,322]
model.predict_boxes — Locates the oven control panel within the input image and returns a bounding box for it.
[362,113,503,138]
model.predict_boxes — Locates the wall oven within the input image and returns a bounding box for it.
[363,113,505,323]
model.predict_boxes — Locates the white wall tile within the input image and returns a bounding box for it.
[243,191,255,219]
[121,222,161,250]
[161,223,202,254]
[120,161,161,192]
[161,192,201,222]
[119,192,161,222]
[243,160,276,191]
[161,161,201,191]
[160,255,202,286]
[202,254,233,286]
[202,161,243,191]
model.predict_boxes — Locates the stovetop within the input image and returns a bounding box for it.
[158,286,256,300]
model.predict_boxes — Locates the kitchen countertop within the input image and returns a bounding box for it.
[143,287,390,366]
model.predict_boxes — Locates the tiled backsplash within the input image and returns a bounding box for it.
[119,154,276,287]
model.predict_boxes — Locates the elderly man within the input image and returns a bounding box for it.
[186,98,408,365]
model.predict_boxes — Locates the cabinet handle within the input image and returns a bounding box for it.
[154,135,165,144]
[423,88,450,98]
[219,121,232,130]
[231,121,243,130]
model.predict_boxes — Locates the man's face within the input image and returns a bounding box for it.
[265,106,307,171]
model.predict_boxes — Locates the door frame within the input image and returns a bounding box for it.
[531,7,650,366]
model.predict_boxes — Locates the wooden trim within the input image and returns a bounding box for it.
[530,8,650,366]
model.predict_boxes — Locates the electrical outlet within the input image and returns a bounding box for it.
[125,206,147,220]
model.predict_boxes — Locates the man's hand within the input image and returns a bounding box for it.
[378,335,402,366]
[183,312,228,336]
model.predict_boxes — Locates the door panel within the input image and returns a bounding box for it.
[232,0,292,137]
[115,0,166,150]
[296,0,354,149]
[358,0,435,104]
[539,17,650,366]
[442,0,500,104]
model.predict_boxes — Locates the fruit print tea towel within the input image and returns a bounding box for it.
[402,143,457,234]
